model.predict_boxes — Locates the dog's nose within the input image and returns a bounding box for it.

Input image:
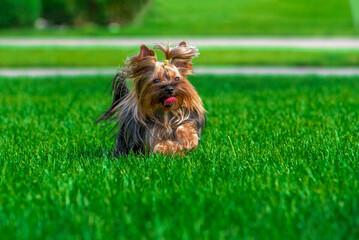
[165,86,174,94]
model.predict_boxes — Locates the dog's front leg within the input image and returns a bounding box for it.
[153,140,183,155]
[176,123,199,151]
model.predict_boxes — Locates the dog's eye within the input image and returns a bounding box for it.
[153,79,160,83]
[174,77,180,81]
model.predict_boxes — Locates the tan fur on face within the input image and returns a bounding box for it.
[137,59,205,122]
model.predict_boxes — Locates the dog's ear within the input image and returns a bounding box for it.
[126,44,157,84]
[154,41,199,76]
[170,41,198,76]
[178,41,187,47]
[139,44,155,59]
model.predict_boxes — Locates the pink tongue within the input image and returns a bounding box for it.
[164,97,178,106]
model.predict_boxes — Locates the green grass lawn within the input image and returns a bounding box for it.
[1,47,359,67]
[0,0,357,36]
[1,74,358,239]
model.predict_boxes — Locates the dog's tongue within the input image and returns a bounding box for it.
[164,97,177,106]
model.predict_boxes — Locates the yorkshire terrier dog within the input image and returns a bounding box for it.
[97,41,206,156]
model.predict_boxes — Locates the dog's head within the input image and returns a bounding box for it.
[125,41,203,119]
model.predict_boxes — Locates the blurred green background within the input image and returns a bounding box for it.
[1,0,359,68]
[0,0,358,36]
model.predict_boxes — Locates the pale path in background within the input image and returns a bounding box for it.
[2,38,359,49]
[2,67,359,77]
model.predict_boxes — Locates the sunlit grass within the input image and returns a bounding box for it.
[1,75,358,239]
[1,47,359,67]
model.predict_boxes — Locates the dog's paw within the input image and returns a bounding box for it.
[176,124,199,151]
[154,140,183,155]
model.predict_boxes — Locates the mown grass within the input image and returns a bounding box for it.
[1,47,359,67]
[0,0,357,36]
[1,74,358,239]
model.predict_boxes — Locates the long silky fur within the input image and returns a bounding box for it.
[97,42,206,156]
[154,41,199,76]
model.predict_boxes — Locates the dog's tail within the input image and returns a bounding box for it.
[96,72,130,123]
